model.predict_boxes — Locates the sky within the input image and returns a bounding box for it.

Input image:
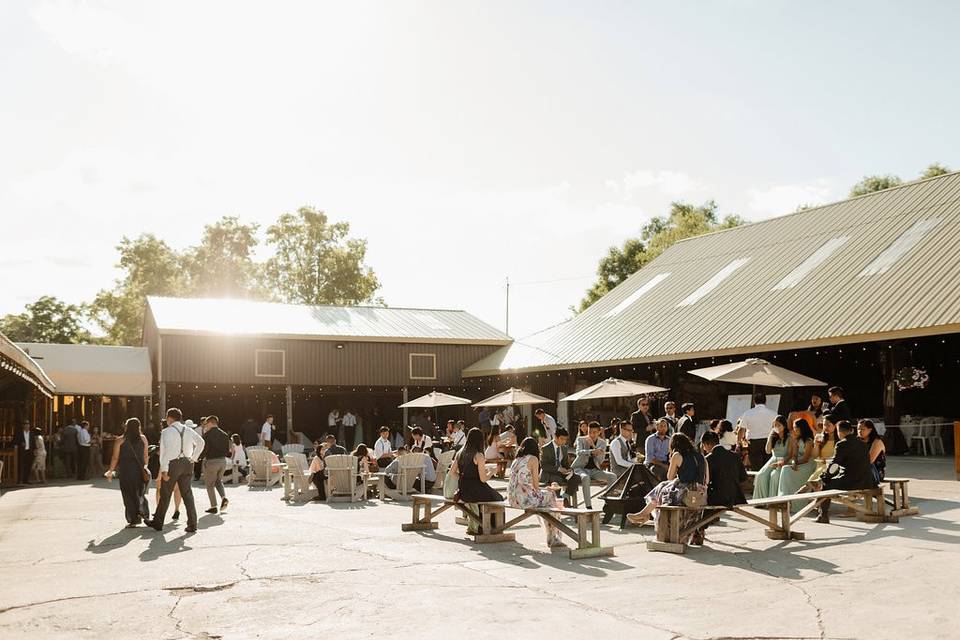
[2,1,959,340]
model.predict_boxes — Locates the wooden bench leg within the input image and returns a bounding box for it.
[647,509,686,554]
[568,512,615,559]
[401,499,440,531]
[765,505,804,540]
[860,488,896,523]
[473,504,515,543]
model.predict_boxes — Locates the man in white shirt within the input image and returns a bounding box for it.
[260,414,274,448]
[373,426,394,465]
[450,421,466,448]
[410,426,433,452]
[147,407,205,533]
[328,408,340,442]
[738,392,778,470]
[76,421,92,480]
[342,409,358,445]
[534,409,558,440]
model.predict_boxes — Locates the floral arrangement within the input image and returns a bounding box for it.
[895,366,929,391]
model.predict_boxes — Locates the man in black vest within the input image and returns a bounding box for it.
[540,427,581,505]
[13,420,40,485]
[816,420,876,523]
[676,403,697,442]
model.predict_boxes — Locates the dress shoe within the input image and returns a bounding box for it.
[184,526,197,533]
[172,510,180,521]
[220,498,229,511]
[815,512,830,524]
[144,519,163,531]
[205,507,218,514]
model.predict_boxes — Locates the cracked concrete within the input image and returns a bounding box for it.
[0,457,958,639]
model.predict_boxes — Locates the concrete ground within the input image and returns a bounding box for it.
[0,457,957,640]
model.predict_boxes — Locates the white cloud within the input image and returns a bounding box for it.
[606,169,706,198]
[746,180,835,219]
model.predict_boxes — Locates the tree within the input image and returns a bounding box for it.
[182,216,266,299]
[90,234,184,345]
[849,174,903,197]
[263,206,380,305]
[578,201,743,311]
[920,163,951,179]
[0,296,92,343]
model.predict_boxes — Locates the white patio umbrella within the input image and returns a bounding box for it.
[560,377,669,402]
[472,387,553,407]
[687,358,826,388]
[398,391,473,408]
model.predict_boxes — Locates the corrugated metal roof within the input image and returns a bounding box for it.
[17,343,152,396]
[147,297,511,345]
[0,333,55,394]
[464,171,960,376]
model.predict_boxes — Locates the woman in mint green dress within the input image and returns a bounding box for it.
[752,415,789,499]
[777,418,817,509]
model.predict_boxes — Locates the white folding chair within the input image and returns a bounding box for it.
[281,443,305,456]
[324,454,365,502]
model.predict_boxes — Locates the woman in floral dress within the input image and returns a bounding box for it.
[507,437,563,547]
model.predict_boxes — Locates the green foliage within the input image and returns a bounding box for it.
[849,174,903,197]
[920,163,951,179]
[91,234,184,346]
[578,201,743,312]
[182,217,266,299]
[0,296,92,344]
[263,206,381,306]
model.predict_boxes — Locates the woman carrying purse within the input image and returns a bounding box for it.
[105,418,151,527]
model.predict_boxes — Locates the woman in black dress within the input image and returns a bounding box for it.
[106,418,151,527]
[450,427,502,503]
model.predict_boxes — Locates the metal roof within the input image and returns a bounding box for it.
[464,171,960,376]
[0,333,55,396]
[147,296,511,345]
[17,343,152,396]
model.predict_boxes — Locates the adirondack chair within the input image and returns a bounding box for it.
[281,443,305,456]
[433,450,456,493]
[248,448,285,488]
[379,453,429,502]
[283,452,316,502]
[324,454,366,502]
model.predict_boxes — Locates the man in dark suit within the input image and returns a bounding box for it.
[676,403,697,442]
[13,420,40,485]
[816,420,876,523]
[827,386,852,423]
[540,427,581,504]
[630,397,656,435]
[701,431,747,507]
[240,418,260,448]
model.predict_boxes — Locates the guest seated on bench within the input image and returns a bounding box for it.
[644,418,672,481]
[776,418,817,508]
[627,432,708,527]
[752,415,789,500]
[808,415,837,485]
[508,437,564,548]
[540,427,581,505]
[609,421,636,478]
[351,444,375,477]
[693,431,747,544]
[449,428,502,504]
[573,421,617,509]
[373,426,395,469]
[816,420,877,523]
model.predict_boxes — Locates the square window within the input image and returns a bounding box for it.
[255,349,285,378]
[409,353,437,380]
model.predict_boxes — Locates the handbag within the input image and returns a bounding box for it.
[127,438,150,483]
[682,484,707,508]
[443,469,459,500]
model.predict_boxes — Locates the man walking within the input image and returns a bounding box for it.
[76,421,92,480]
[147,408,205,533]
[13,420,39,485]
[260,414,274,449]
[201,416,231,514]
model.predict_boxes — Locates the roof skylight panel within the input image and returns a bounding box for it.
[604,273,670,318]
[859,218,940,277]
[412,313,449,331]
[772,237,850,291]
[677,258,751,307]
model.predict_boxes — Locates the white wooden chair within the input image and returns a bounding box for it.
[324,454,366,502]
[283,452,316,501]
[912,418,946,456]
[282,443,305,456]
[248,448,285,488]
[379,453,428,502]
[433,450,456,493]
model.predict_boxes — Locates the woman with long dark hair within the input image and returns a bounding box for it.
[626,432,707,528]
[449,427,502,504]
[105,417,151,527]
[507,437,562,547]
[776,418,817,503]
[752,415,790,499]
[858,419,886,483]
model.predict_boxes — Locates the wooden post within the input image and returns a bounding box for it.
[285,385,294,442]
[158,382,166,422]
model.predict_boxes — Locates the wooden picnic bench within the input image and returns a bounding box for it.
[648,486,887,554]
[402,494,614,560]
[879,477,919,520]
